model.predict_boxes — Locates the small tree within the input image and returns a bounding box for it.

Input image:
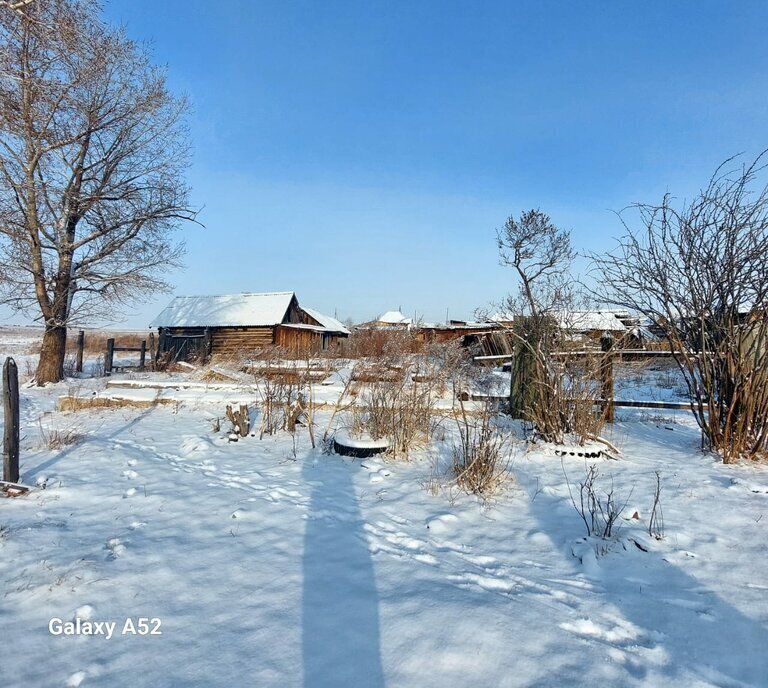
[594,153,768,462]
[497,210,606,443]
[0,0,196,383]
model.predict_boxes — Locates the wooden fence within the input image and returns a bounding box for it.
[472,345,699,417]
[105,337,148,375]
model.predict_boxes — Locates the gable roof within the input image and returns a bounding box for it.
[378,310,412,325]
[558,310,628,332]
[301,307,350,335]
[150,292,296,328]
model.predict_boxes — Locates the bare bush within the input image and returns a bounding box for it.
[340,327,423,359]
[452,398,510,496]
[565,462,632,539]
[39,420,83,450]
[252,349,313,439]
[594,153,768,462]
[62,354,77,378]
[91,354,105,378]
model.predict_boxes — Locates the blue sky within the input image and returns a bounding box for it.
[8,1,768,327]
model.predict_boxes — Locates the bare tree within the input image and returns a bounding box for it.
[593,153,768,462]
[497,210,606,443]
[0,0,196,383]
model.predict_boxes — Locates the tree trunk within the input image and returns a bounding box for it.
[510,338,535,420]
[36,325,67,384]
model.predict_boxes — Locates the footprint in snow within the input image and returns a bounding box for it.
[425,513,459,535]
[121,469,138,480]
[106,538,126,559]
[123,487,137,498]
[73,605,94,621]
[66,672,86,687]
[560,616,649,647]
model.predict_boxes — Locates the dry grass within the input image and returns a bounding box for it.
[336,327,423,359]
[452,398,511,496]
[57,395,174,411]
[38,421,84,450]
[68,329,147,356]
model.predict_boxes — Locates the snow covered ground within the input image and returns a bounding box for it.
[1,336,767,687]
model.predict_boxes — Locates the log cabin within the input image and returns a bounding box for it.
[150,292,349,362]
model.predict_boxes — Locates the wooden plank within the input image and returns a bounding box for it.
[472,394,696,411]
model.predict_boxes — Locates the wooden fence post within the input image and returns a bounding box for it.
[139,340,147,371]
[3,357,20,483]
[148,332,156,370]
[105,338,115,376]
[76,330,85,374]
[204,328,212,362]
[600,333,615,423]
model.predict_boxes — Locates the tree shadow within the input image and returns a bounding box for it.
[520,466,768,686]
[22,405,157,480]
[301,455,385,688]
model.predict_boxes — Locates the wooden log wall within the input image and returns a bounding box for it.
[165,326,276,357]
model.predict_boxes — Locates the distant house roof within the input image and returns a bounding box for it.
[378,310,412,325]
[558,311,628,332]
[489,310,515,324]
[301,307,350,335]
[150,292,296,328]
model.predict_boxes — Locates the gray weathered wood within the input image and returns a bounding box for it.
[600,333,615,423]
[3,357,20,483]
[148,332,156,370]
[105,338,115,375]
[76,330,85,373]
[139,340,146,370]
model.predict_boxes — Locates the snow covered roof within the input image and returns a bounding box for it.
[378,310,412,325]
[150,292,296,328]
[301,307,350,335]
[489,311,515,324]
[558,311,628,332]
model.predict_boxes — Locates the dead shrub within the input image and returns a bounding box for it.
[648,470,664,540]
[565,462,632,539]
[251,348,316,440]
[62,353,78,378]
[340,327,423,359]
[39,421,84,450]
[91,354,105,378]
[452,398,510,496]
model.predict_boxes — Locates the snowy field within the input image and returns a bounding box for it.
[1,332,768,687]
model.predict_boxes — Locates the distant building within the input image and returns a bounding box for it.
[150,292,349,361]
[357,309,413,329]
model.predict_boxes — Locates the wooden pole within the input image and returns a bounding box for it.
[3,357,20,483]
[148,332,156,370]
[600,332,615,423]
[139,340,147,371]
[75,330,84,373]
[204,327,212,363]
[105,338,115,376]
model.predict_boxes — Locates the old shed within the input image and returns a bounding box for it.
[150,292,349,361]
